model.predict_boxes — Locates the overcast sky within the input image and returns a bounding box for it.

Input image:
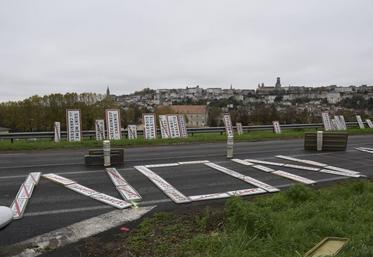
[0,0,372,101]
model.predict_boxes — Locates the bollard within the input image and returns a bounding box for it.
[227,135,234,159]
[316,131,323,151]
[103,140,111,166]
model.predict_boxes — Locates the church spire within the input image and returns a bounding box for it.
[106,86,110,97]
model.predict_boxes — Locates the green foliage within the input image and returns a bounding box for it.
[119,181,373,257]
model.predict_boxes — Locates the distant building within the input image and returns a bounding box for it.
[275,77,282,88]
[170,105,208,127]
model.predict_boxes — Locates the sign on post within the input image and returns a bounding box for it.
[143,113,157,140]
[127,125,138,139]
[177,114,188,138]
[236,122,243,135]
[105,109,122,140]
[356,115,365,129]
[95,119,105,141]
[339,115,347,130]
[54,122,61,143]
[167,115,181,138]
[366,119,373,128]
[223,113,234,137]
[66,109,82,142]
[272,121,282,134]
[159,115,171,139]
[321,112,332,131]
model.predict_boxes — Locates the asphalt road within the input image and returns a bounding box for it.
[0,135,373,250]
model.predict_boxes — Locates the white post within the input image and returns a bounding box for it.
[316,131,323,151]
[227,136,234,159]
[103,140,111,166]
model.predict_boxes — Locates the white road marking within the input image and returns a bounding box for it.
[144,163,179,168]
[252,164,275,173]
[227,187,266,196]
[231,159,254,166]
[134,166,191,203]
[4,206,155,257]
[245,159,285,167]
[178,160,210,165]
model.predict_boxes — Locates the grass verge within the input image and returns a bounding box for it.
[1,128,373,151]
[77,180,373,257]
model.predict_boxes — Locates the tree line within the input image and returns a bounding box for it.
[0,93,148,132]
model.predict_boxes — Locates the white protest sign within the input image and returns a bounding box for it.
[105,109,121,140]
[333,116,343,130]
[331,119,338,130]
[143,113,157,139]
[236,122,243,135]
[159,115,171,139]
[366,119,373,128]
[223,113,234,137]
[177,114,188,138]
[127,125,138,139]
[321,112,332,131]
[95,119,105,141]
[339,115,347,129]
[272,121,282,134]
[167,115,181,138]
[66,109,82,142]
[54,122,61,143]
[356,115,365,129]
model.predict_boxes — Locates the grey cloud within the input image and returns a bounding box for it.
[0,0,372,101]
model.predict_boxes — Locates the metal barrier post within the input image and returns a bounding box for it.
[227,135,234,159]
[103,140,111,166]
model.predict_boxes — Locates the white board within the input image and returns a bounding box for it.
[227,188,266,196]
[272,170,316,184]
[321,112,332,131]
[66,183,98,196]
[245,159,285,167]
[127,125,138,140]
[339,115,347,129]
[223,113,234,137]
[89,193,132,209]
[66,109,82,142]
[167,115,181,138]
[106,168,142,201]
[236,122,243,135]
[178,160,210,165]
[177,114,188,138]
[42,173,76,186]
[231,159,254,166]
[204,162,279,192]
[134,166,191,203]
[252,165,275,173]
[319,169,361,178]
[10,197,28,220]
[105,109,122,140]
[356,115,365,129]
[283,163,320,172]
[54,122,61,143]
[95,119,105,141]
[189,192,230,201]
[159,115,171,139]
[143,113,157,140]
[272,121,282,134]
[145,163,179,168]
[366,119,373,128]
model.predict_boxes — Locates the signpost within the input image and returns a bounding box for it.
[105,109,121,140]
[66,109,82,142]
[143,113,157,140]
[53,122,61,143]
[321,112,332,131]
[223,113,234,137]
[159,115,171,139]
[366,119,373,128]
[95,119,105,141]
[356,115,365,129]
[236,122,243,135]
[272,121,282,134]
[167,115,181,138]
[127,125,138,139]
[177,114,188,138]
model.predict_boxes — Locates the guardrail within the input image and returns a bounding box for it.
[0,121,364,142]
